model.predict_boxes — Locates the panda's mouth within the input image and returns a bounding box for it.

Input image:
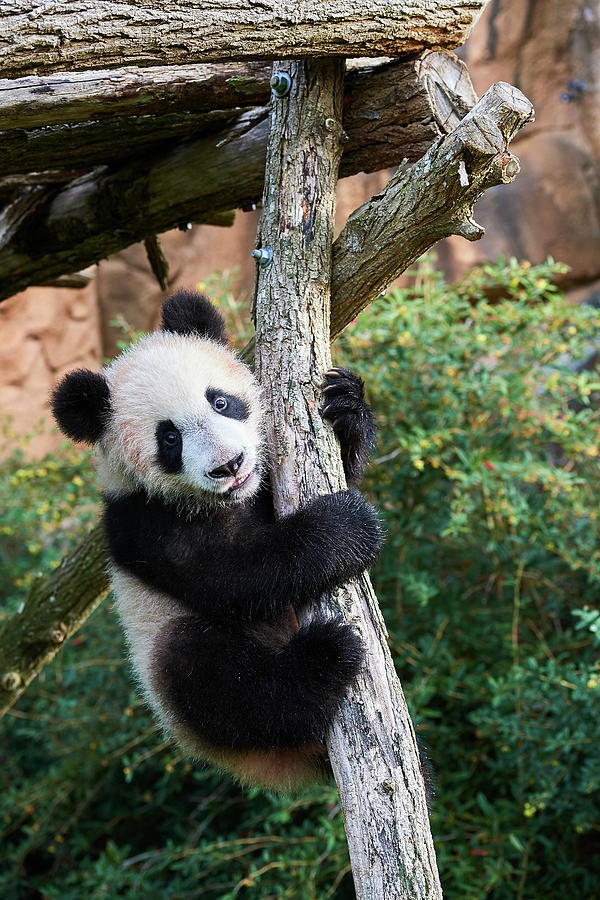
[227,470,252,493]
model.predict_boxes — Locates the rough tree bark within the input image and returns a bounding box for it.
[0,79,532,720]
[0,52,476,298]
[253,60,441,899]
[0,0,490,78]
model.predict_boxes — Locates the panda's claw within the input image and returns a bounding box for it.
[321,367,376,484]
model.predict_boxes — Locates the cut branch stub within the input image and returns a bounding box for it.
[330,81,534,338]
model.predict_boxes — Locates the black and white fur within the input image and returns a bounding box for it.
[52,291,381,792]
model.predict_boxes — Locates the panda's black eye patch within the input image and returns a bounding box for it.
[206,389,249,421]
[156,420,183,473]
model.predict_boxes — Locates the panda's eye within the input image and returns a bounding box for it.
[156,420,182,474]
[206,389,248,420]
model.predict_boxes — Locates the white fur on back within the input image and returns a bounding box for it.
[113,566,320,792]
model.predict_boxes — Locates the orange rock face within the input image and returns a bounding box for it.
[0,284,102,459]
[440,0,600,286]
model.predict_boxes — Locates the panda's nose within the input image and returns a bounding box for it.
[208,451,245,479]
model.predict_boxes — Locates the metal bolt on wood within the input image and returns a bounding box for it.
[270,72,291,97]
[251,246,273,267]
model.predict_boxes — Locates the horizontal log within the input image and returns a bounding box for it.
[0,53,476,177]
[0,0,490,78]
[0,52,477,298]
[0,62,274,130]
[0,109,242,178]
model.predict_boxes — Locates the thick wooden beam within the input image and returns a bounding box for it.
[0,0,490,78]
[0,62,274,130]
[0,53,477,299]
[0,54,476,177]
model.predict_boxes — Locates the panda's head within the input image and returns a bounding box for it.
[52,291,264,508]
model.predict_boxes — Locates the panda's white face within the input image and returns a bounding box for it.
[96,331,264,507]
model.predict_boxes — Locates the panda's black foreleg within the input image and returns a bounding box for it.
[321,367,376,485]
[152,614,364,750]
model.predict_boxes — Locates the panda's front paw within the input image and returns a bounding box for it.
[339,489,384,570]
[308,490,383,575]
[321,367,376,483]
[322,367,366,433]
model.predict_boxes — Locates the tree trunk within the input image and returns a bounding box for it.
[0,52,477,299]
[1,0,490,78]
[253,59,442,900]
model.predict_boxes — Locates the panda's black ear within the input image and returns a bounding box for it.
[161,290,228,344]
[52,370,111,444]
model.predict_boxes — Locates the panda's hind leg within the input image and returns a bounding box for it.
[151,614,364,752]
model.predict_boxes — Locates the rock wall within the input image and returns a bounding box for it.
[1,0,599,458]
[438,0,600,288]
[0,284,102,458]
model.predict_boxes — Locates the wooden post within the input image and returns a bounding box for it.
[253,60,442,900]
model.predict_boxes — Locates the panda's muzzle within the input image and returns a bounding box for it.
[208,451,245,480]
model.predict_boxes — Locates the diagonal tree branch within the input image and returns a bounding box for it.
[0,79,533,726]
[1,0,490,78]
[0,525,109,716]
[330,81,534,336]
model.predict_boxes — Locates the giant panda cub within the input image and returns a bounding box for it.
[52,291,382,793]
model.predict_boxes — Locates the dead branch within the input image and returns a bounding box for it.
[331,81,534,337]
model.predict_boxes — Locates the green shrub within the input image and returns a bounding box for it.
[339,256,600,898]
[1,259,598,899]
[0,436,99,614]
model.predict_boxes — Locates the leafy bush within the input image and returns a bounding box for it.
[0,435,99,614]
[1,258,599,898]
[339,256,600,897]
